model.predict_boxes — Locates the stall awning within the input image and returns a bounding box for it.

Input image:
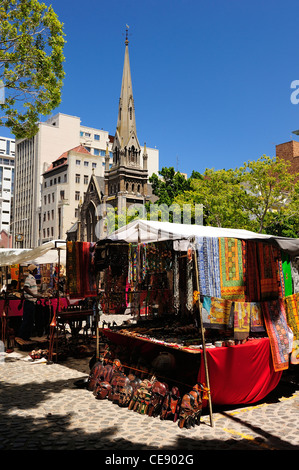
[0,240,66,266]
[106,220,299,255]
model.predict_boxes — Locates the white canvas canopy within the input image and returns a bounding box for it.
[107,219,299,255]
[0,240,66,267]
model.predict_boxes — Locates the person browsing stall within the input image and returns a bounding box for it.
[18,264,43,341]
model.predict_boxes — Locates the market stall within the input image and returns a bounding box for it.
[0,241,68,353]
[93,220,299,414]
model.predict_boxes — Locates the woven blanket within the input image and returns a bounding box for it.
[243,241,261,302]
[233,301,250,340]
[258,243,281,301]
[219,238,245,301]
[66,241,97,298]
[209,297,233,329]
[262,299,290,372]
[284,293,299,364]
[250,302,265,332]
[284,293,299,340]
[196,237,221,298]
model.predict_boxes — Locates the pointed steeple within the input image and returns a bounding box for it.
[113,28,141,167]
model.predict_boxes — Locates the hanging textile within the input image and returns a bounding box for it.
[173,252,180,313]
[219,238,245,301]
[284,293,299,340]
[128,244,138,284]
[233,301,250,340]
[196,237,221,298]
[201,296,212,327]
[144,241,173,274]
[243,241,261,302]
[290,257,299,294]
[281,252,293,297]
[261,299,290,372]
[258,243,281,301]
[250,302,265,333]
[209,297,233,328]
[66,241,97,298]
[284,293,299,364]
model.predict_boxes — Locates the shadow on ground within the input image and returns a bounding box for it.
[1,360,299,451]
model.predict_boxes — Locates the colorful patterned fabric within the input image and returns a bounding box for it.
[258,243,281,301]
[128,244,138,284]
[201,296,212,327]
[66,241,97,298]
[261,299,290,372]
[284,293,299,340]
[243,241,261,302]
[219,238,245,301]
[209,297,232,328]
[250,302,265,332]
[233,301,250,339]
[196,237,221,298]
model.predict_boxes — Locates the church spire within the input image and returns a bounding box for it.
[113,26,140,165]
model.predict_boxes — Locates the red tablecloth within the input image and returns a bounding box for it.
[101,330,282,406]
[198,338,282,405]
[0,299,23,316]
[0,297,70,317]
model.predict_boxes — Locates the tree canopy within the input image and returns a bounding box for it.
[0,0,65,138]
[167,156,299,235]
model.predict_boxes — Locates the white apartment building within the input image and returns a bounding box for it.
[41,145,105,243]
[0,137,15,236]
[14,113,159,248]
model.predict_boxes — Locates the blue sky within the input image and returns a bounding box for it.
[2,0,299,177]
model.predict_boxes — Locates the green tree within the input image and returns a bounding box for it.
[174,156,299,234]
[175,166,250,229]
[149,167,190,206]
[239,156,298,233]
[0,0,65,138]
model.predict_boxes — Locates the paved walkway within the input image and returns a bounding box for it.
[1,348,299,452]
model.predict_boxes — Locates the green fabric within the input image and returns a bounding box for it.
[282,252,293,297]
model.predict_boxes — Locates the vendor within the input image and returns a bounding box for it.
[18,264,43,341]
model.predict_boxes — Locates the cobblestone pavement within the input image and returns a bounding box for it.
[1,346,299,453]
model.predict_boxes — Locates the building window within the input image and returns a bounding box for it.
[75,208,79,218]
[44,195,46,205]
[64,174,67,182]
[75,191,80,201]
[84,175,88,184]
[94,149,100,156]
[43,229,46,238]
[76,160,80,165]
[94,134,100,141]
[51,227,54,236]
[52,193,54,202]
[48,194,50,203]
[92,162,97,168]
[75,174,80,183]
[51,210,54,220]
[60,190,65,200]
[100,150,105,156]
[84,161,89,167]
[84,147,90,152]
